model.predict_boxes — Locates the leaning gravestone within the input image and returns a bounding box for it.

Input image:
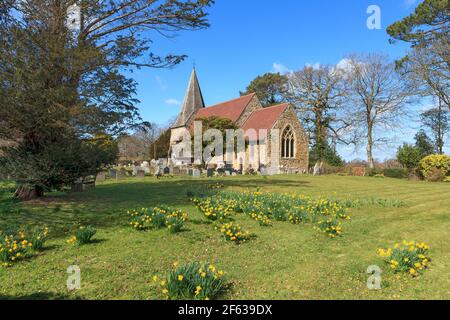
[193,169,201,178]
[96,172,106,182]
[137,170,145,178]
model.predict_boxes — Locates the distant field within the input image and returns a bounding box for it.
[0,175,449,300]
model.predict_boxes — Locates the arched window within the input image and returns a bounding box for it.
[281,126,295,158]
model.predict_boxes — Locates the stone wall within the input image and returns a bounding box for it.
[235,95,263,127]
[268,106,309,173]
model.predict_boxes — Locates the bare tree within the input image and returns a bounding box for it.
[399,37,450,110]
[421,99,449,154]
[346,53,411,169]
[286,64,350,165]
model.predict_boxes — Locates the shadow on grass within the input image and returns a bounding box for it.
[0,177,311,237]
[0,292,82,300]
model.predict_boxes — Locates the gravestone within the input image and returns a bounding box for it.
[193,169,201,177]
[207,169,214,178]
[136,170,145,178]
[96,172,106,182]
[163,167,170,175]
[109,169,117,179]
[188,169,193,176]
[117,168,126,180]
[173,167,181,176]
[225,171,231,176]
[231,172,237,176]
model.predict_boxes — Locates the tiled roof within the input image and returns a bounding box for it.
[194,93,256,123]
[242,103,289,132]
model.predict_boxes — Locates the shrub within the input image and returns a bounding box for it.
[419,154,450,182]
[397,144,422,172]
[217,222,250,244]
[67,226,97,245]
[378,241,431,277]
[382,168,408,179]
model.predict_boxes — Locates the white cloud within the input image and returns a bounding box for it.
[272,62,292,75]
[335,58,353,72]
[305,62,322,70]
[165,98,181,106]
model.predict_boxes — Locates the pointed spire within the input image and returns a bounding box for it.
[172,69,205,128]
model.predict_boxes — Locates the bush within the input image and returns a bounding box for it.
[67,226,97,245]
[419,154,450,182]
[397,144,422,173]
[382,168,408,179]
[153,262,227,300]
[378,241,431,277]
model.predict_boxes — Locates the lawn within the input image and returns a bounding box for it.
[0,175,449,300]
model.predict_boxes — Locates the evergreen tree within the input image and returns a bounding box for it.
[241,73,288,107]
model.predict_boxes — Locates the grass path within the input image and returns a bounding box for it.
[0,175,449,300]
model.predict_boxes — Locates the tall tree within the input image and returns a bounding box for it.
[346,53,410,169]
[387,0,450,109]
[0,0,213,199]
[421,101,449,154]
[286,64,349,165]
[414,129,435,157]
[240,73,288,107]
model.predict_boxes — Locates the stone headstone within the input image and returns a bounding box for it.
[163,167,170,175]
[207,168,214,178]
[193,169,201,177]
[96,172,106,182]
[109,169,117,179]
[225,171,231,176]
[117,168,126,180]
[188,169,193,176]
[173,167,181,176]
[137,170,145,178]
[231,172,237,176]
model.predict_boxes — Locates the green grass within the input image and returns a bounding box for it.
[0,175,449,300]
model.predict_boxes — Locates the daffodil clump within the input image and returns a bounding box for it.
[152,262,227,300]
[0,227,50,267]
[217,222,250,244]
[67,226,97,245]
[378,241,431,277]
[128,206,188,233]
[192,197,236,222]
[315,219,343,238]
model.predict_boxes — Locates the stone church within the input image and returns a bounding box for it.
[169,69,309,173]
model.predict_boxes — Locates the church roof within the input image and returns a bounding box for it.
[172,69,205,128]
[242,103,289,132]
[194,93,255,123]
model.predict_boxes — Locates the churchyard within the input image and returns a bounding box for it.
[0,174,448,300]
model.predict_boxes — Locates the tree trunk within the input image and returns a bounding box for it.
[367,123,374,169]
[14,185,44,201]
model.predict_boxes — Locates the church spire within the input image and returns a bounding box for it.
[172,68,205,128]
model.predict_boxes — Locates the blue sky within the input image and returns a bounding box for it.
[130,0,448,160]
